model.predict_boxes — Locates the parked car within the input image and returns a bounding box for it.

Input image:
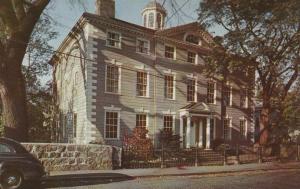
[0,137,46,189]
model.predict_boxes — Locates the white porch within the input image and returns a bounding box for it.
[179,102,215,149]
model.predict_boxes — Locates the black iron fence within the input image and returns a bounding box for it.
[122,144,300,169]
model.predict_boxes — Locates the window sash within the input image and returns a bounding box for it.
[136,72,148,97]
[165,75,174,99]
[106,65,119,93]
[107,32,120,47]
[187,52,196,64]
[207,82,215,103]
[165,46,175,59]
[105,112,118,139]
[187,79,196,102]
[164,115,173,132]
[136,114,147,128]
[137,39,149,54]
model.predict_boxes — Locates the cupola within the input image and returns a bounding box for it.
[142,1,167,30]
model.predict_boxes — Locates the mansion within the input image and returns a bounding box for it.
[50,0,254,149]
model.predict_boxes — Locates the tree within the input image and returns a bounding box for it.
[198,0,300,146]
[0,0,82,141]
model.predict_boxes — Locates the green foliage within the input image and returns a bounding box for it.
[158,129,181,151]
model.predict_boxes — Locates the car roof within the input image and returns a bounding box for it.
[0,137,28,154]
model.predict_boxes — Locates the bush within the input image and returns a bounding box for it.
[123,127,153,161]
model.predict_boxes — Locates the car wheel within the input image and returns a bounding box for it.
[1,171,23,189]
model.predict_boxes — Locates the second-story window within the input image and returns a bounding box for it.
[224,84,232,106]
[165,75,175,99]
[106,31,121,48]
[207,81,216,104]
[240,88,248,108]
[187,79,196,102]
[106,64,120,94]
[187,51,196,64]
[136,39,149,54]
[136,71,148,97]
[165,45,175,59]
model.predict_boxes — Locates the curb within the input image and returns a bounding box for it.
[133,167,300,179]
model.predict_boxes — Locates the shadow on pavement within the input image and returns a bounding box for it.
[25,173,135,189]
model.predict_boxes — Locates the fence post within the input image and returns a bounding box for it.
[258,146,263,164]
[161,144,165,168]
[223,145,227,166]
[236,144,240,165]
[195,142,198,167]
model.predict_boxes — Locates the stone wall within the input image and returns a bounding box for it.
[22,143,122,171]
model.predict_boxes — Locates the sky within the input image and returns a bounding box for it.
[46,0,224,50]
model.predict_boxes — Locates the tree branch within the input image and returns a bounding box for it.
[0,0,19,33]
[12,0,26,22]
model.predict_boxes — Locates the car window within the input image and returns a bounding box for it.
[0,143,15,153]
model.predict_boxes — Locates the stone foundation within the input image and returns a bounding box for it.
[22,143,122,171]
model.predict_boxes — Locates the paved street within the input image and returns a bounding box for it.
[40,169,300,189]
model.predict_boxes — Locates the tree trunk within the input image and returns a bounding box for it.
[259,102,271,145]
[0,52,28,142]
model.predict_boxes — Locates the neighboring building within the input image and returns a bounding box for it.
[50,0,255,148]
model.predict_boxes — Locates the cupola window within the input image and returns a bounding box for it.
[149,13,154,28]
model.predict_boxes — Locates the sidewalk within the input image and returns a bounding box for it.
[50,161,300,179]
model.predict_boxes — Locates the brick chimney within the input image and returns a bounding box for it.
[95,0,115,18]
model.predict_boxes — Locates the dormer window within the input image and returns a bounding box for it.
[185,34,199,45]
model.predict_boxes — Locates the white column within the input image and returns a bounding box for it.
[186,116,191,149]
[206,117,211,149]
[180,116,184,148]
[199,120,203,148]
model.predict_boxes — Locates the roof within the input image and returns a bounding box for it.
[180,102,213,114]
[142,1,166,14]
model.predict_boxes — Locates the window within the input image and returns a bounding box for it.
[240,88,248,108]
[224,84,232,106]
[165,75,174,99]
[136,39,150,54]
[157,13,162,28]
[185,34,199,44]
[0,143,14,153]
[187,51,196,64]
[106,64,120,94]
[164,115,173,132]
[187,79,196,102]
[73,113,77,138]
[106,31,121,48]
[240,118,247,139]
[207,81,216,104]
[136,72,148,97]
[136,114,147,129]
[223,118,231,140]
[165,45,175,59]
[149,13,154,28]
[144,14,147,27]
[105,111,119,139]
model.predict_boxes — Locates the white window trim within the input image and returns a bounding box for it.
[163,70,176,100]
[187,51,198,65]
[207,79,217,105]
[136,69,150,98]
[136,38,150,55]
[162,111,176,133]
[104,107,121,140]
[164,44,176,60]
[106,30,122,49]
[105,60,122,95]
[240,117,248,138]
[187,74,198,102]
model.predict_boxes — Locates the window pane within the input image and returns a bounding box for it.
[165,46,175,59]
[137,72,148,96]
[224,85,231,106]
[0,144,14,153]
[105,112,118,139]
[136,114,147,128]
[240,119,246,139]
[149,13,154,27]
[164,116,173,132]
[106,65,119,93]
[107,32,120,48]
[165,75,174,99]
[224,118,230,140]
[187,52,196,64]
[137,39,149,54]
[207,81,215,103]
[187,79,196,102]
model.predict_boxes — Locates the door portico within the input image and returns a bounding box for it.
[179,102,215,149]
